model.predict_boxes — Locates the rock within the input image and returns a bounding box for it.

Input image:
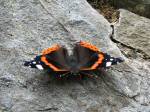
[113,9,150,106]
[114,9,150,57]
[0,0,150,112]
[0,0,123,111]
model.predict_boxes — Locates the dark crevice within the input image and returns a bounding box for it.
[110,25,150,60]
[36,107,58,111]
[128,93,140,102]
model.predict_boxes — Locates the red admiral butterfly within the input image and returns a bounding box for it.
[24,41,124,78]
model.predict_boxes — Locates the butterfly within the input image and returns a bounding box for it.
[24,41,124,78]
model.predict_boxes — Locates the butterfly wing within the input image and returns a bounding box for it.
[73,41,124,71]
[73,41,104,71]
[24,45,70,72]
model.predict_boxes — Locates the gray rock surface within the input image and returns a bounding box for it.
[114,9,150,57]
[0,0,150,112]
[113,9,150,109]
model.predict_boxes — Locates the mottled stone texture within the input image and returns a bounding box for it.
[0,0,150,112]
[113,9,150,109]
[115,9,150,57]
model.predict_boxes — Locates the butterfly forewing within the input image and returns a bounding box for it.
[41,45,70,71]
[73,41,104,71]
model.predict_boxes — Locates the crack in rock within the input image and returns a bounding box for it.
[36,107,58,111]
[110,25,150,60]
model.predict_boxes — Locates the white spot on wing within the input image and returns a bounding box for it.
[110,58,114,61]
[36,65,44,70]
[106,62,112,67]
[32,61,36,64]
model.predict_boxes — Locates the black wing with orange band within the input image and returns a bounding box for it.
[24,45,70,72]
[73,41,104,71]
[24,41,124,73]
[40,45,70,72]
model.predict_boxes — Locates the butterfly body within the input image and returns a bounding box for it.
[24,41,124,78]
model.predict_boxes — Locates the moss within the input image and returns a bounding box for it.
[87,0,119,23]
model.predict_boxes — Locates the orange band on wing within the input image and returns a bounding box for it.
[91,53,104,69]
[79,41,100,52]
[42,45,60,55]
[80,53,104,70]
[41,45,68,71]
[41,56,60,71]
[41,56,68,71]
